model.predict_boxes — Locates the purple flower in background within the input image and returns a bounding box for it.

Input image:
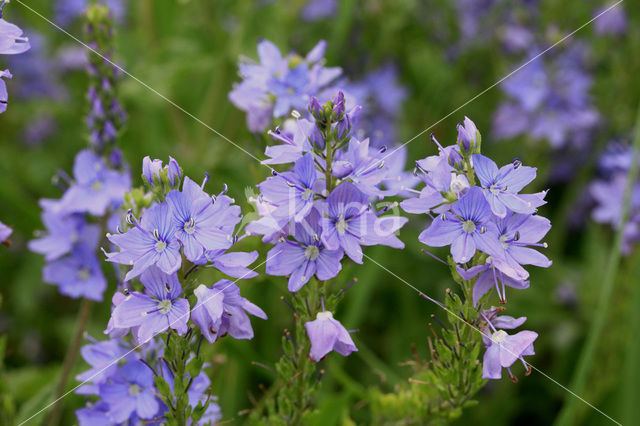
[301,0,336,21]
[594,3,627,36]
[259,153,318,222]
[112,267,190,342]
[472,154,545,217]
[98,360,160,423]
[59,150,130,216]
[305,310,357,361]
[493,45,599,149]
[321,182,406,263]
[107,202,182,281]
[29,202,98,261]
[419,186,503,263]
[167,177,239,262]
[482,327,537,380]
[266,209,344,292]
[0,220,12,244]
[229,39,341,132]
[191,280,267,343]
[43,244,107,300]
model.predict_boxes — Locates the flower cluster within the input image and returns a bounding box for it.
[402,117,551,381]
[105,156,266,343]
[94,156,266,423]
[0,0,31,113]
[247,92,411,361]
[229,39,341,132]
[29,5,129,301]
[590,142,640,253]
[74,335,221,425]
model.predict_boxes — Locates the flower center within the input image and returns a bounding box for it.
[304,245,320,261]
[91,181,103,191]
[77,268,90,281]
[301,187,313,201]
[317,311,333,320]
[489,184,501,195]
[155,240,167,252]
[335,216,348,235]
[158,299,172,315]
[499,234,510,249]
[491,330,508,344]
[183,217,196,235]
[462,220,476,234]
[128,384,140,396]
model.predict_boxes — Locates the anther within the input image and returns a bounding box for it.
[514,231,520,241]
[512,158,522,168]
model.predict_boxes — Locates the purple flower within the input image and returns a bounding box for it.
[0,219,12,244]
[191,280,267,343]
[494,212,552,279]
[200,249,259,279]
[266,209,344,292]
[0,69,11,114]
[107,202,182,281]
[457,260,530,305]
[112,267,190,342]
[301,0,336,21]
[263,118,315,165]
[55,0,126,26]
[229,39,341,132]
[75,338,131,395]
[29,202,98,261]
[43,245,107,300]
[166,177,239,262]
[0,16,31,55]
[472,154,545,217]
[98,360,160,423]
[75,402,112,426]
[259,152,318,222]
[419,186,503,263]
[482,327,537,380]
[305,310,357,361]
[594,3,627,36]
[59,149,130,216]
[321,182,406,263]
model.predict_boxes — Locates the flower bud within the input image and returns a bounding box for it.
[457,116,480,154]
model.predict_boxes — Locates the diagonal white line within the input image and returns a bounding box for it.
[362,253,622,426]
[12,0,269,169]
[357,0,625,177]
[17,250,279,425]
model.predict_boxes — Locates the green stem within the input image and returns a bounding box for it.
[46,298,93,426]
[554,102,640,426]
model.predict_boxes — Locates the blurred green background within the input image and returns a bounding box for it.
[1,0,639,424]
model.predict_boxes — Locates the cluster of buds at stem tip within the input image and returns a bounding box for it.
[308,91,360,147]
[84,3,126,158]
[142,156,182,190]
[456,116,482,156]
